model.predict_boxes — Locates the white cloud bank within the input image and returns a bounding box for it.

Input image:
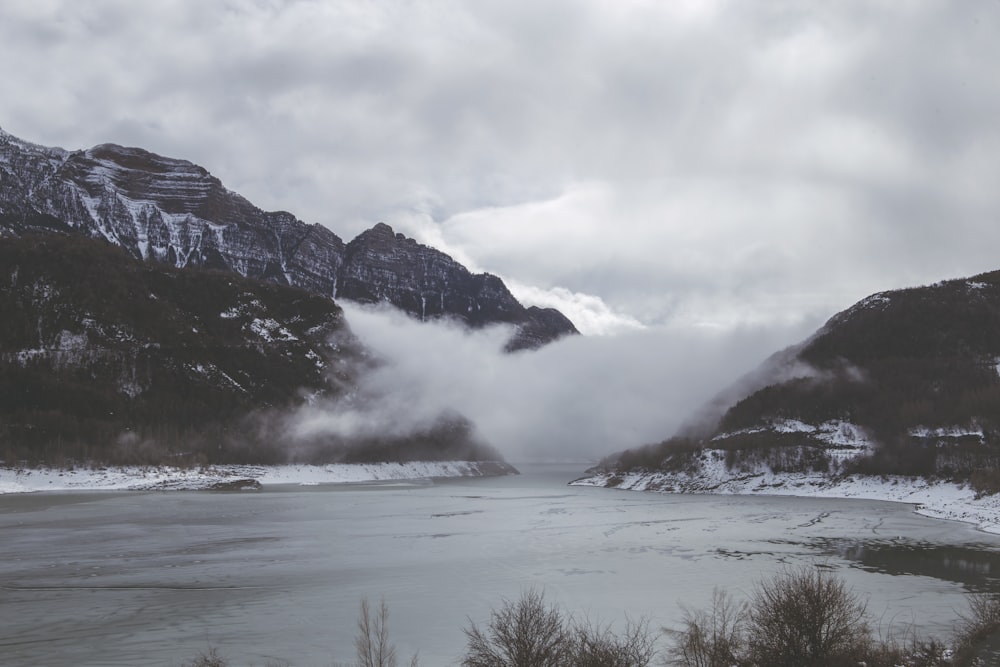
[506,281,645,337]
[327,304,817,462]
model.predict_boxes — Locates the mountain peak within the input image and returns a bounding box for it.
[84,142,210,178]
[350,221,412,246]
[0,128,577,349]
[369,221,395,236]
[339,222,578,349]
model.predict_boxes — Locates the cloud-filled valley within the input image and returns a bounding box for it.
[2,0,998,460]
[299,304,818,462]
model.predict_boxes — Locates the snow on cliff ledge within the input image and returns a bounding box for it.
[0,461,516,494]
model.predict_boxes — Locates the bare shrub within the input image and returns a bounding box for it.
[461,589,657,667]
[183,646,228,667]
[970,469,1000,499]
[745,566,872,667]
[461,589,571,667]
[952,592,1000,666]
[664,588,747,667]
[570,616,657,666]
[665,568,895,667]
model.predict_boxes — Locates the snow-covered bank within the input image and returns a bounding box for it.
[0,460,517,494]
[572,460,1000,535]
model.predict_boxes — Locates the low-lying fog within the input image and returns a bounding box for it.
[294,303,819,462]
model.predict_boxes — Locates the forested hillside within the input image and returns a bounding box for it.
[0,234,499,466]
[599,273,1000,490]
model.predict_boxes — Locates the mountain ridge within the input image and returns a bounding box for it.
[0,127,577,351]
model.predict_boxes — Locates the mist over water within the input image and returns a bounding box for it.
[315,304,820,461]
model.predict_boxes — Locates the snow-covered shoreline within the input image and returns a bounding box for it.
[571,464,1000,535]
[0,460,517,494]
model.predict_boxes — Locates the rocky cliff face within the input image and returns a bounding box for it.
[0,128,576,350]
[339,222,576,350]
[0,232,353,465]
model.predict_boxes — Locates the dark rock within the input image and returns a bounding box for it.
[209,478,262,491]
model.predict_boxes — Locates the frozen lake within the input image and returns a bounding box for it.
[3,463,1000,666]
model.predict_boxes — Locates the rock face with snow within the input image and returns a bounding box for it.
[338,222,576,350]
[596,272,1000,489]
[0,234,500,466]
[0,127,576,351]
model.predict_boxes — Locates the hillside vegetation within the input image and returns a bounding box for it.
[0,234,499,467]
[600,273,1000,491]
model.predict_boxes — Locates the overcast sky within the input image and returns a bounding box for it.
[3,1,998,459]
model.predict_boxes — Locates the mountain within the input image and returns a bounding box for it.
[0,233,501,467]
[0,127,577,351]
[597,272,1000,493]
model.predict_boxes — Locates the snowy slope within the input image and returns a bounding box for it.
[0,460,517,494]
[572,454,1000,535]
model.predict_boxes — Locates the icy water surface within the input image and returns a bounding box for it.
[2,463,1000,666]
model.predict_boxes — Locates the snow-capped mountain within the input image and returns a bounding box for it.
[0,127,577,351]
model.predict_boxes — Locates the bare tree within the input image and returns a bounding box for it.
[461,589,572,667]
[665,588,747,667]
[356,597,399,667]
[745,566,871,667]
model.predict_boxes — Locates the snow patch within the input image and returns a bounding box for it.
[56,330,87,351]
[248,317,297,342]
[771,418,816,434]
[185,362,247,393]
[714,420,873,455]
[858,293,891,310]
[910,425,984,440]
[814,421,873,449]
[573,467,1000,534]
[0,461,515,494]
[305,349,325,369]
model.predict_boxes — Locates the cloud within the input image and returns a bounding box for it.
[5,2,997,242]
[504,281,645,337]
[304,303,819,462]
[391,179,901,331]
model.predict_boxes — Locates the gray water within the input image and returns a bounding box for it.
[2,463,1000,666]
